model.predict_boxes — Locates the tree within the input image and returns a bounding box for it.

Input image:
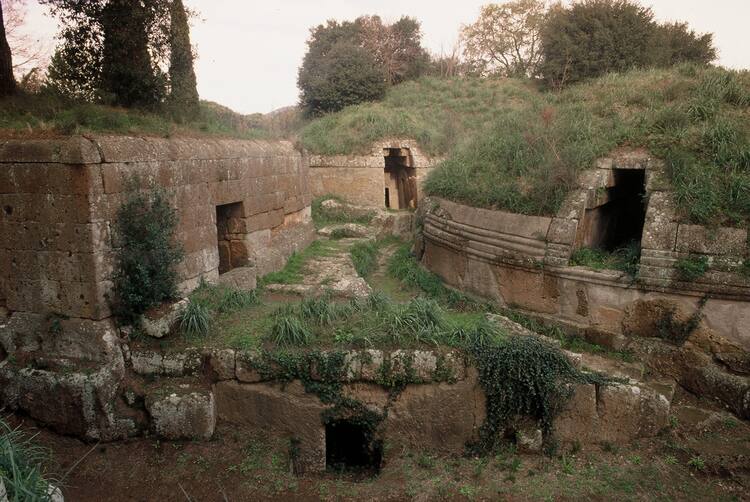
[461,0,546,78]
[297,20,386,116]
[100,0,164,107]
[168,0,199,120]
[3,0,49,81]
[653,22,716,67]
[358,15,429,85]
[42,0,171,106]
[539,0,658,88]
[0,1,16,96]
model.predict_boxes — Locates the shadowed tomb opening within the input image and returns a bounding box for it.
[215,201,249,274]
[581,168,647,252]
[325,419,383,474]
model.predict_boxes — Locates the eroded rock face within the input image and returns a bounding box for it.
[554,381,670,444]
[384,368,486,453]
[145,387,216,441]
[213,380,327,473]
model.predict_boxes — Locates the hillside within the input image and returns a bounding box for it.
[301,66,750,226]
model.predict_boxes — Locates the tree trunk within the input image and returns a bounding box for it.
[0,1,16,97]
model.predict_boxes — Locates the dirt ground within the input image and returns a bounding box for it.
[8,386,750,502]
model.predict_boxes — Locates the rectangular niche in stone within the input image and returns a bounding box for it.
[215,202,249,274]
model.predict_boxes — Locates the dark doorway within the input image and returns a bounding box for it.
[581,169,647,252]
[215,202,248,274]
[383,148,417,210]
[325,420,382,475]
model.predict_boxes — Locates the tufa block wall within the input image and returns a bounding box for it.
[308,139,439,207]
[0,135,315,322]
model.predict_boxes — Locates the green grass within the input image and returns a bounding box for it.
[258,240,338,286]
[569,242,640,276]
[302,66,750,227]
[0,93,274,139]
[350,240,380,278]
[311,195,376,229]
[675,255,710,281]
[0,418,57,501]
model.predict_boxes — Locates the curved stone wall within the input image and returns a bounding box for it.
[422,157,750,352]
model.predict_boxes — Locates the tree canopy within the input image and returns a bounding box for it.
[297,15,429,116]
[461,0,546,78]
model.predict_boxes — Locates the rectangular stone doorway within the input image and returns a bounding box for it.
[383,148,417,210]
[581,168,647,251]
[215,202,248,274]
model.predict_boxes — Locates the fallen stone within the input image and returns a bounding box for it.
[145,387,215,441]
[216,266,257,291]
[140,299,188,339]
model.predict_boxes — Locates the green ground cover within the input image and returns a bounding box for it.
[302,66,750,226]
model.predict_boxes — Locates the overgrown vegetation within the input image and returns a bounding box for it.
[0,93,273,138]
[112,181,183,325]
[350,240,380,278]
[311,195,375,229]
[469,335,608,453]
[569,242,640,276]
[304,65,750,226]
[0,418,57,501]
[675,255,710,281]
[180,281,260,338]
[258,240,338,286]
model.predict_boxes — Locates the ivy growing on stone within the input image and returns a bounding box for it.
[468,335,609,454]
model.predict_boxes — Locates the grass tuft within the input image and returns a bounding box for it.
[0,418,57,501]
[178,301,212,337]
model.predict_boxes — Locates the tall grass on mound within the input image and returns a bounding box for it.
[0,93,271,139]
[301,77,538,156]
[350,240,380,278]
[304,66,750,226]
[0,418,57,501]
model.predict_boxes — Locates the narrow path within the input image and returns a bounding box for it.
[264,233,372,299]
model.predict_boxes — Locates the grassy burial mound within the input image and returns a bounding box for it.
[301,65,750,227]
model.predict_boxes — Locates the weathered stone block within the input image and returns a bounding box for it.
[145,388,216,440]
[140,299,188,339]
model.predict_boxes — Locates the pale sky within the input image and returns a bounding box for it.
[19,0,750,114]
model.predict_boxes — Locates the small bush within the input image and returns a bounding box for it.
[178,301,212,337]
[675,255,709,281]
[112,182,184,325]
[0,418,57,501]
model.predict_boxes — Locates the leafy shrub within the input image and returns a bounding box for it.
[112,183,184,324]
[177,301,212,337]
[675,255,709,281]
[539,0,715,88]
[0,418,57,501]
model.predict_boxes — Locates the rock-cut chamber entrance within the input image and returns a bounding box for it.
[216,201,249,274]
[383,148,417,210]
[325,419,383,475]
[581,168,648,252]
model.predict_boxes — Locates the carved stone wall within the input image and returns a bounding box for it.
[0,135,315,321]
[308,139,439,207]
